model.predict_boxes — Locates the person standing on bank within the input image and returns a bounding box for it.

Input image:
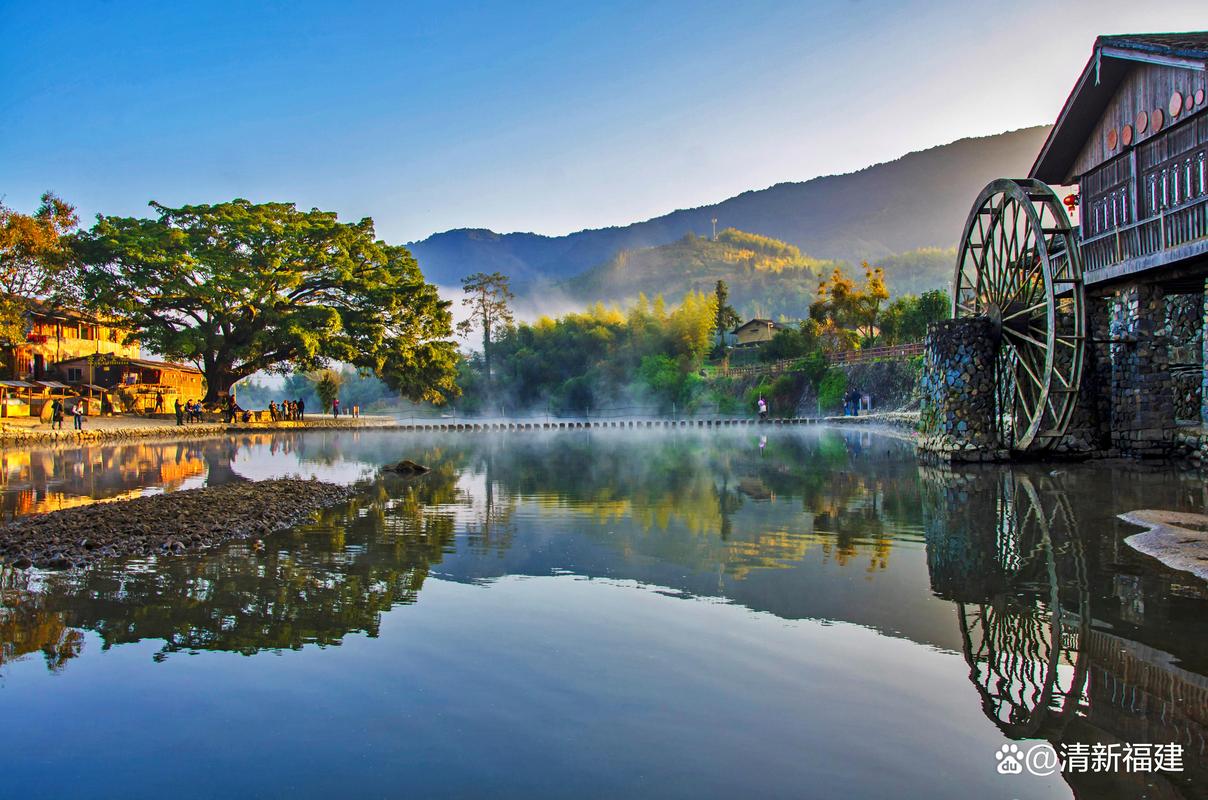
[332,397,340,418]
[51,398,64,430]
[155,391,165,413]
[297,397,305,421]
[72,401,85,430]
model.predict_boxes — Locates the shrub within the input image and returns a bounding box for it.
[817,368,848,413]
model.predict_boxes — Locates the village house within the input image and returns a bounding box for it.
[2,300,206,416]
[9,300,140,380]
[731,318,784,347]
[50,356,205,413]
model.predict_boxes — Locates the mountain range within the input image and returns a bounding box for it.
[409,125,1051,289]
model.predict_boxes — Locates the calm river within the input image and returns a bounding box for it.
[1,427,1206,799]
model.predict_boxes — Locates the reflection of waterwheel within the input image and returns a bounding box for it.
[957,472,1090,739]
[953,179,1086,452]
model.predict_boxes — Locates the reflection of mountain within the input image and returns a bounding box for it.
[923,465,1208,800]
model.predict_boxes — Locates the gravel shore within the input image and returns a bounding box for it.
[0,479,354,569]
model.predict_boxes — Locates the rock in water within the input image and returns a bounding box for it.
[384,459,430,475]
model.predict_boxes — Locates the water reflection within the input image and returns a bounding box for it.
[0,441,210,518]
[1,428,1207,798]
[924,465,1208,798]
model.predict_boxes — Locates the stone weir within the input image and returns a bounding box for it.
[917,317,1005,462]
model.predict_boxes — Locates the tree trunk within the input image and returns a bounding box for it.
[483,326,492,399]
[202,363,239,406]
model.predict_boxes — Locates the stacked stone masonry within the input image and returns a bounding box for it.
[918,317,1005,462]
[1108,283,1177,457]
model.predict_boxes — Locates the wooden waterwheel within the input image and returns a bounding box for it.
[953,179,1086,452]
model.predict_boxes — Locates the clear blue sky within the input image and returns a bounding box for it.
[2,1,1205,243]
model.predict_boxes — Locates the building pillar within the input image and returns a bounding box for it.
[918,317,1003,461]
[1109,282,1174,456]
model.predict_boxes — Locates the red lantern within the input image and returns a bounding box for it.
[1063,193,1079,212]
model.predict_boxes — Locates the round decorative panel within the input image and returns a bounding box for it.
[1170,91,1183,118]
[1107,128,1118,150]
[1121,124,1133,146]
[1136,109,1148,134]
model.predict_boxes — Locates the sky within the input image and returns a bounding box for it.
[2,0,1206,244]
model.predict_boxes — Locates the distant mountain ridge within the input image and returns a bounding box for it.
[409,125,1051,287]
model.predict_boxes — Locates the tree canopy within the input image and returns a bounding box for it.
[72,199,457,404]
[456,271,514,384]
[0,193,78,344]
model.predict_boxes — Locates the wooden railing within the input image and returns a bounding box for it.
[1081,192,1208,272]
[719,342,924,377]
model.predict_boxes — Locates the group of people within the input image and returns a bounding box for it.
[173,398,206,425]
[49,398,87,430]
[268,398,305,422]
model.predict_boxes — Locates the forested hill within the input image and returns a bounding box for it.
[409,125,1049,286]
[564,229,954,320]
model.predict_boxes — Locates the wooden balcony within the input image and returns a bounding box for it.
[1081,192,1208,285]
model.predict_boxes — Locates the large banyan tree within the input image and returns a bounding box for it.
[72,199,458,404]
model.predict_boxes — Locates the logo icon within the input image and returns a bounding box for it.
[996,744,1023,775]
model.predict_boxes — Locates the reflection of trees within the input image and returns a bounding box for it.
[0,566,84,673]
[923,465,1208,798]
[473,429,918,579]
[7,467,461,663]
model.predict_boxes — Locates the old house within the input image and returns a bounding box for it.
[9,300,140,381]
[732,318,784,347]
[51,356,205,413]
[2,300,206,415]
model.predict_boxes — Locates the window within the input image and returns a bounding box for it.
[67,367,82,382]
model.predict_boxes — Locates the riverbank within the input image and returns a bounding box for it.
[0,414,395,448]
[0,478,353,569]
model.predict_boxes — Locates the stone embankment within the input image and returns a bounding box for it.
[0,478,353,570]
[0,416,392,448]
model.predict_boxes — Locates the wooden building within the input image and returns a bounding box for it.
[732,319,784,347]
[1032,33,1208,285]
[927,31,1208,460]
[50,356,206,413]
[8,299,140,382]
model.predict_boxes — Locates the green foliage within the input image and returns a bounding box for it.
[0,192,79,344]
[457,271,514,386]
[72,199,458,404]
[639,354,703,412]
[810,262,889,343]
[878,289,950,345]
[713,279,740,339]
[314,369,343,410]
[458,292,717,414]
[878,248,957,296]
[817,368,848,413]
[566,229,826,321]
[758,320,820,362]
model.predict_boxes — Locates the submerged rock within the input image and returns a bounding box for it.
[0,478,353,570]
[383,459,430,475]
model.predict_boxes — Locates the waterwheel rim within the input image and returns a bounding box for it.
[952,178,1085,452]
[957,471,1089,739]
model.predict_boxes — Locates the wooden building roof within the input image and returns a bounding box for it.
[1031,32,1208,184]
